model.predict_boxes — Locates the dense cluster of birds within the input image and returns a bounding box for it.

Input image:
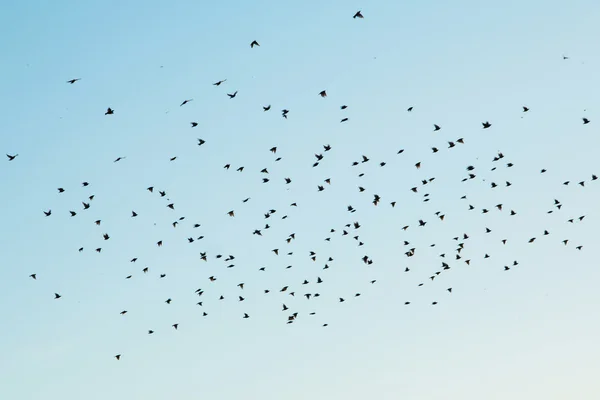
[5,10,595,362]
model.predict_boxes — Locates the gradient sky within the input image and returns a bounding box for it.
[1,1,600,399]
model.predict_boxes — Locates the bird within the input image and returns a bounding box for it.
[227,91,238,99]
[6,154,18,161]
[105,108,114,115]
[353,10,364,18]
[54,293,61,299]
[583,118,590,124]
[213,79,227,86]
[482,121,492,129]
[319,90,327,97]
[250,40,260,48]
[180,99,193,106]
[66,78,81,84]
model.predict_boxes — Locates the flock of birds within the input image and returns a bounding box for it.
[5,10,596,362]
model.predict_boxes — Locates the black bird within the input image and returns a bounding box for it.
[105,108,114,115]
[353,10,364,18]
[250,40,260,48]
[6,154,18,161]
[67,78,81,84]
[227,91,238,99]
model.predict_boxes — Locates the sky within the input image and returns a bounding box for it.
[1,0,600,399]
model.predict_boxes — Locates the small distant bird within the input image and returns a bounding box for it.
[353,10,364,18]
[180,99,193,106]
[54,293,61,299]
[227,91,238,99]
[114,156,125,162]
[341,118,349,123]
[115,355,121,360]
[250,40,260,48]
[263,105,271,111]
[191,122,198,128]
[319,90,327,98]
[6,154,18,161]
[105,108,114,115]
[434,124,441,131]
[67,78,81,84]
[482,121,492,129]
[523,106,529,112]
[44,210,51,216]
[583,118,590,124]
[213,79,226,86]
[30,274,36,279]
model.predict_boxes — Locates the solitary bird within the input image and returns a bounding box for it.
[353,10,364,18]
[67,78,81,84]
[6,154,18,161]
[250,40,260,48]
[105,108,114,115]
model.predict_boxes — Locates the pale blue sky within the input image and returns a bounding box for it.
[1,1,600,399]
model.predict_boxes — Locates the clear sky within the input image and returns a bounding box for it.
[1,1,600,399]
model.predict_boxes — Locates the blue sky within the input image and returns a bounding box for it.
[1,1,600,399]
